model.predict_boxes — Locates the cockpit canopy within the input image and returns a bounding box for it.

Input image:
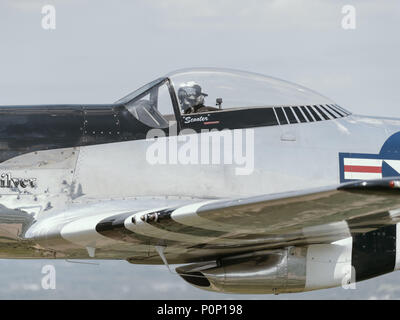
[167,68,336,110]
[116,68,350,130]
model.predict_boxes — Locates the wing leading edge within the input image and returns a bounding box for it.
[23,177,400,264]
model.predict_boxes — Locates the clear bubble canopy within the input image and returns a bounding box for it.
[116,68,348,125]
[166,68,337,110]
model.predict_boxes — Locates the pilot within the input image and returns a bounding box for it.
[178,82,218,114]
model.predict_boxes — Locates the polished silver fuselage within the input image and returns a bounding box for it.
[0,113,398,261]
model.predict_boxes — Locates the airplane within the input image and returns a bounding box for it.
[1,67,400,295]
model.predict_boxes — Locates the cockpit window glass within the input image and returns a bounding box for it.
[124,81,175,129]
[154,84,176,122]
[115,69,351,130]
[166,68,337,115]
[116,77,167,105]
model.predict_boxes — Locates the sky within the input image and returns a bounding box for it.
[0,0,399,299]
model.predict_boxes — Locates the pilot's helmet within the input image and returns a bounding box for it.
[177,81,208,113]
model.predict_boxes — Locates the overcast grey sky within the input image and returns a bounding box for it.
[0,0,399,299]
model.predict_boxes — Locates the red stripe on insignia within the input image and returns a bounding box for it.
[344,165,382,173]
[204,121,220,125]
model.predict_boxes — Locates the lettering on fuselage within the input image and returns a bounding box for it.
[183,115,209,124]
[0,172,37,188]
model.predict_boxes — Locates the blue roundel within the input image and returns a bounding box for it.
[339,131,400,182]
[380,131,400,155]
[380,132,400,178]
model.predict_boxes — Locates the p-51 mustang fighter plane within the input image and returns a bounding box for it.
[1,68,400,294]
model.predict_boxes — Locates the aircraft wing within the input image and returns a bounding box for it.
[25,177,400,263]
